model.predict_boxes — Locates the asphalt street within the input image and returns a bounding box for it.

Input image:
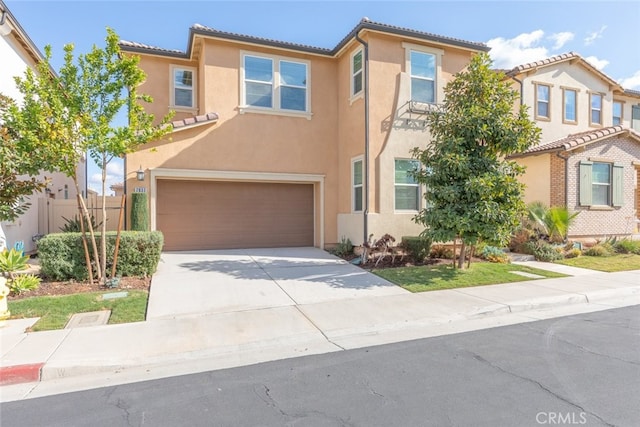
[2,305,638,427]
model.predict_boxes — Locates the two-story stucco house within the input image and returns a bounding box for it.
[121,19,489,251]
[506,53,640,240]
[0,1,86,253]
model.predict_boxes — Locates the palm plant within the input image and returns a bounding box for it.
[526,202,579,243]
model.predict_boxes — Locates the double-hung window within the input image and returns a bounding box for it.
[395,159,420,211]
[590,93,603,126]
[171,66,196,109]
[579,161,623,207]
[563,88,577,123]
[351,49,363,98]
[535,83,551,120]
[352,158,363,212]
[612,101,623,125]
[410,51,436,104]
[242,53,309,114]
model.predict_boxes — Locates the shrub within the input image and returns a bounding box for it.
[480,246,510,264]
[9,274,40,295]
[38,231,164,281]
[333,236,353,258]
[613,239,640,255]
[0,249,41,295]
[130,193,149,231]
[430,244,453,259]
[564,248,582,259]
[584,244,615,257]
[59,214,102,233]
[523,240,564,262]
[402,236,432,262]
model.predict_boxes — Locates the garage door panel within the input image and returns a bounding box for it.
[156,180,314,250]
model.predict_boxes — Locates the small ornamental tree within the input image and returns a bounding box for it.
[130,192,149,231]
[2,29,172,283]
[412,52,541,269]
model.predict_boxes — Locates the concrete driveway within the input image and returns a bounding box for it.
[146,247,408,319]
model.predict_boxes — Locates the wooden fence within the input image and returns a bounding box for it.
[38,194,124,235]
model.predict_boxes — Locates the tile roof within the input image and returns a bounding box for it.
[171,112,219,130]
[505,52,621,89]
[624,88,640,97]
[514,126,640,156]
[120,18,488,59]
[118,40,187,57]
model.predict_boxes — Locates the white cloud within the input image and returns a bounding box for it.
[584,56,609,70]
[487,30,549,69]
[548,32,574,50]
[584,25,607,46]
[620,70,640,89]
[106,161,124,177]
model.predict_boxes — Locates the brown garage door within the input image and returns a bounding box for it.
[156,180,314,251]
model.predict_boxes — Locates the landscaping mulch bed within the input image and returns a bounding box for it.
[8,276,151,301]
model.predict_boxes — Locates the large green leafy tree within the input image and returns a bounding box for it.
[412,52,540,269]
[2,28,172,282]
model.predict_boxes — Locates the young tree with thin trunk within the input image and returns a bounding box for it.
[412,52,540,269]
[2,29,172,283]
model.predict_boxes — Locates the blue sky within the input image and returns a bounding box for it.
[5,0,640,193]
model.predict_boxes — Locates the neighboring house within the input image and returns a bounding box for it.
[121,19,489,250]
[110,182,124,197]
[0,1,86,252]
[506,53,640,240]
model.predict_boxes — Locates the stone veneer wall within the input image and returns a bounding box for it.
[567,135,640,237]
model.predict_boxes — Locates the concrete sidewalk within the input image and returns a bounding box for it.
[1,259,639,402]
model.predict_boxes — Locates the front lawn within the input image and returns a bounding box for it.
[555,254,640,272]
[374,262,567,293]
[8,290,148,331]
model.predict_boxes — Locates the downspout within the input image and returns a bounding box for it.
[355,31,370,244]
[511,74,524,106]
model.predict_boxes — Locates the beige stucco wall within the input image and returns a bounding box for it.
[127,38,340,246]
[519,62,615,143]
[516,154,552,205]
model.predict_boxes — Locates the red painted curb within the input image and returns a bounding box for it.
[0,363,44,385]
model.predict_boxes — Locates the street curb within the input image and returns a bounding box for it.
[0,363,44,385]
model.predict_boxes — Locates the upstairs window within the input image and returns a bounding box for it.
[633,105,640,132]
[535,83,550,120]
[242,53,309,113]
[351,49,363,97]
[395,159,420,211]
[563,88,577,123]
[612,101,623,125]
[590,93,603,126]
[171,66,196,109]
[410,51,436,103]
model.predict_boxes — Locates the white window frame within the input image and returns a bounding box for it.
[534,83,551,121]
[591,162,611,206]
[350,48,364,103]
[170,65,197,111]
[612,101,623,126]
[402,43,444,105]
[589,92,603,126]
[352,157,364,213]
[240,51,311,119]
[562,87,578,124]
[394,158,421,212]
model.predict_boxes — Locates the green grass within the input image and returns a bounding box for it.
[8,290,148,331]
[555,254,640,272]
[373,262,567,293]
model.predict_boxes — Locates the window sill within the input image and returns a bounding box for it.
[239,106,312,120]
[349,92,364,105]
[170,106,198,113]
[394,210,419,214]
[535,116,551,122]
[587,205,615,211]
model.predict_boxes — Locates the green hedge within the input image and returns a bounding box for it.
[401,236,432,262]
[130,192,149,231]
[37,231,164,281]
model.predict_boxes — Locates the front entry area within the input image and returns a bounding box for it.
[156,180,314,251]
